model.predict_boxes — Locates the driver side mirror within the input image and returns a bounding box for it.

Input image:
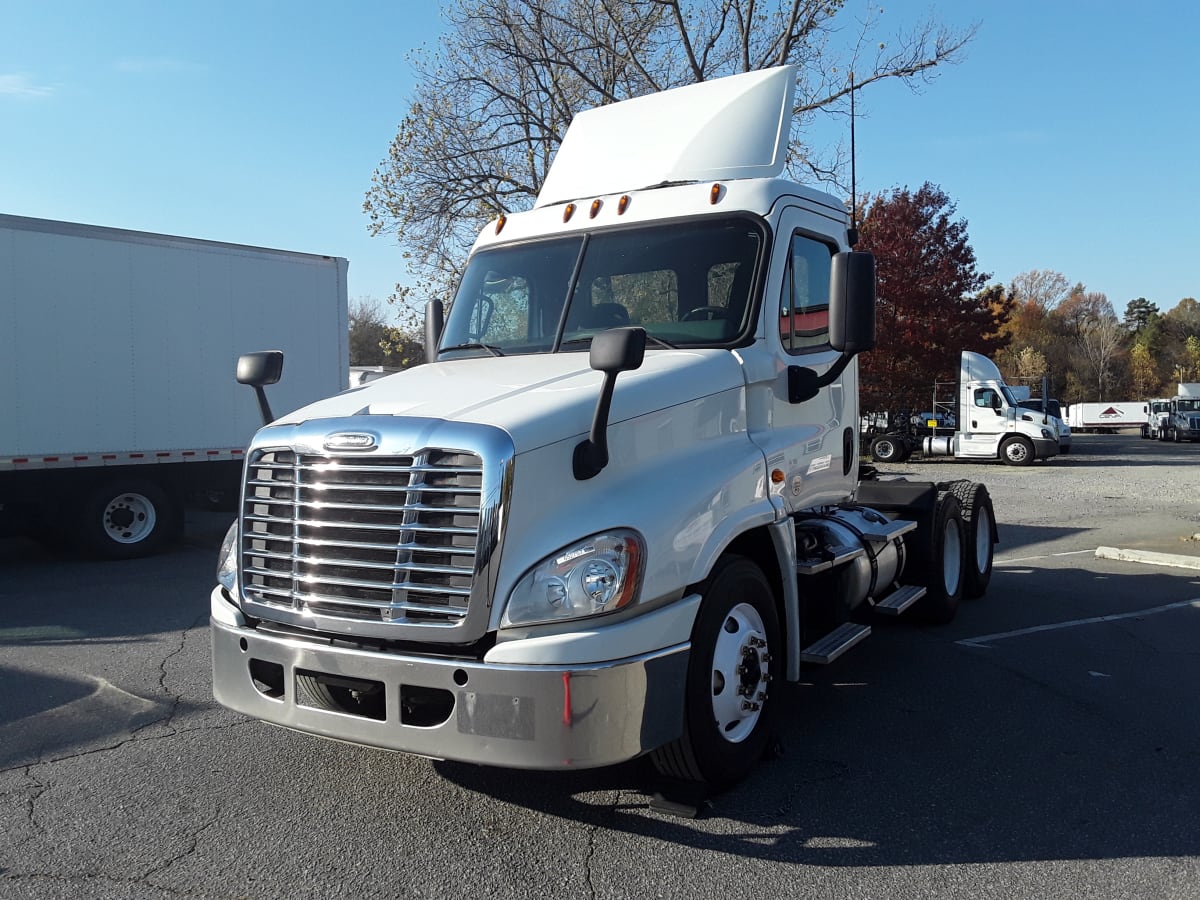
[829,251,876,354]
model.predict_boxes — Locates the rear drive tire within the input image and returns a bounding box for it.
[77,478,180,559]
[651,556,781,790]
[913,493,966,623]
[943,481,995,599]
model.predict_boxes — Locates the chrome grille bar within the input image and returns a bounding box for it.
[239,443,486,631]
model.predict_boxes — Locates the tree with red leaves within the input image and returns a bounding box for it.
[855,182,1007,414]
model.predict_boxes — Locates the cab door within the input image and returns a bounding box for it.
[745,204,856,513]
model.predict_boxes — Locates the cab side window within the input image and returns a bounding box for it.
[779,233,833,354]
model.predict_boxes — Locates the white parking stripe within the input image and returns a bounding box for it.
[956,599,1200,648]
[995,549,1095,564]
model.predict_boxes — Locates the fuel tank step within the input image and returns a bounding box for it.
[800,622,871,665]
[873,584,927,616]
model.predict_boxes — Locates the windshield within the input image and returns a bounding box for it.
[1178,399,1200,413]
[438,217,764,357]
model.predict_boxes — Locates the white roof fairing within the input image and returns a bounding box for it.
[535,66,797,208]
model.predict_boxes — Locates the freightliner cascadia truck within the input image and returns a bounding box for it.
[212,67,996,789]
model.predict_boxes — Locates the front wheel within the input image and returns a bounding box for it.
[1000,436,1036,466]
[651,556,781,790]
[871,434,903,463]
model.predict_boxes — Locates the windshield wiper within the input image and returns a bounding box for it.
[440,342,505,357]
[560,334,678,350]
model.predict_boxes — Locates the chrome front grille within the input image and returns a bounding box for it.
[240,448,483,628]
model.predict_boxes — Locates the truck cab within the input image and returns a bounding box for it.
[212,66,995,790]
[908,352,1058,466]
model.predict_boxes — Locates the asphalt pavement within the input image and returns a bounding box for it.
[2,432,1198,899]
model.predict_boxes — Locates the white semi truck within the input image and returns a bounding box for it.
[868,352,1059,466]
[1161,384,1200,442]
[1143,398,1171,440]
[0,214,349,557]
[210,67,997,789]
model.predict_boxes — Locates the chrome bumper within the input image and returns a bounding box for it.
[211,590,689,770]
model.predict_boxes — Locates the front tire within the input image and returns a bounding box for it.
[651,556,781,790]
[1000,436,1035,466]
[871,435,903,463]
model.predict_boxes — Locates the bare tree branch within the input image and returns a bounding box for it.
[364,0,978,303]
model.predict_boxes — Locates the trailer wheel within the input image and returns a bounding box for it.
[871,435,903,463]
[913,493,966,623]
[77,479,179,559]
[651,556,781,790]
[943,481,995,599]
[1000,436,1035,466]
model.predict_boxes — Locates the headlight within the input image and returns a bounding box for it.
[502,530,645,627]
[1041,428,1053,440]
[216,521,239,593]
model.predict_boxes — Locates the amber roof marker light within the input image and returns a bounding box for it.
[495,214,507,235]
[709,183,723,205]
[563,203,576,223]
[589,199,602,219]
[617,195,631,215]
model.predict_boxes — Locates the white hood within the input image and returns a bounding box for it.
[273,350,746,454]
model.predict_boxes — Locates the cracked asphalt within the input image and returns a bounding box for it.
[2,431,1199,899]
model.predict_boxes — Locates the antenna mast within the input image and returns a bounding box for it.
[847,70,859,247]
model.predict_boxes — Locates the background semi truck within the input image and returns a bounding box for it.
[211,67,997,790]
[867,351,1059,465]
[0,214,349,557]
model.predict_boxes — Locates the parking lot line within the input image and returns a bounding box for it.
[956,599,1200,648]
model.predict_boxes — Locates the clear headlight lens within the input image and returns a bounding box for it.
[502,530,645,627]
[216,521,239,593]
[1041,427,1053,440]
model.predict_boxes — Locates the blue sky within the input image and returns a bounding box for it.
[3,1,1197,323]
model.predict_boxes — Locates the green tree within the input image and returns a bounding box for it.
[1129,341,1161,397]
[348,298,425,369]
[365,0,977,302]
[1123,297,1158,333]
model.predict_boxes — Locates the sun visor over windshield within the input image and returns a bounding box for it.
[534,66,797,208]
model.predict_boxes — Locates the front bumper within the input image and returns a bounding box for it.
[1032,436,1059,458]
[211,588,689,770]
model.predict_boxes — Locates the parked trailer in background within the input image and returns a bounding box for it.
[0,214,349,557]
[1065,401,1146,433]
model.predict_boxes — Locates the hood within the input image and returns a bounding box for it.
[273,349,745,454]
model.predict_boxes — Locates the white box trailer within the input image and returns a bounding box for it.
[1065,401,1146,433]
[0,214,349,557]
